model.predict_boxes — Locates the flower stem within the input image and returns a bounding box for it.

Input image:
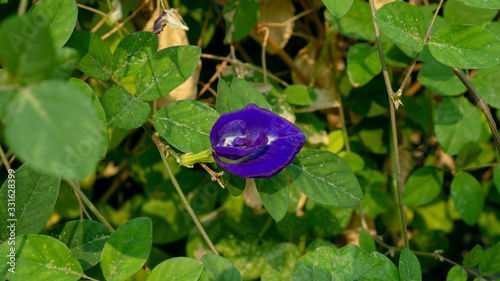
[64,178,115,233]
[144,125,219,255]
[368,0,409,249]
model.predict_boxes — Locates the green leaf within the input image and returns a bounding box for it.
[101,217,152,281]
[68,78,109,158]
[451,172,485,226]
[354,116,389,154]
[47,220,110,270]
[222,171,246,197]
[4,80,102,179]
[51,47,80,80]
[326,1,374,41]
[27,0,77,47]
[113,31,159,77]
[199,254,242,281]
[434,97,482,155]
[216,78,231,114]
[0,164,59,239]
[444,0,499,25]
[287,150,362,207]
[345,79,389,117]
[479,241,500,276]
[428,25,500,69]
[0,89,14,118]
[148,257,203,281]
[140,199,193,244]
[375,1,426,52]
[153,100,220,153]
[101,86,151,130]
[417,58,466,96]
[403,166,443,206]
[292,245,396,280]
[282,85,318,106]
[323,0,353,18]
[0,234,83,281]
[229,77,271,111]
[455,141,482,171]
[255,172,289,222]
[399,248,422,281]
[307,202,353,237]
[324,130,345,154]
[216,236,267,280]
[463,244,483,267]
[136,45,201,101]
[223,0,260,43]
[359,232,376,253]
[447,266,467,281]
[456,0,500,9]
[471,65,500,109]
[66,30,112,80]
[346,43,382,87]
[261,243,301,281]
[0,16,54,84]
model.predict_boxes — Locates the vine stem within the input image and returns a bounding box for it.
[64,178,115,233]
[451,67,500,153]
[368,0,409,249]
[370,233,485,279]
[144,125,220,255]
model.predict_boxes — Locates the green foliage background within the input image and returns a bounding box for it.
[0,0,500,280]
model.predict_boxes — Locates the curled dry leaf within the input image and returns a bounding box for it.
[250,0,295,55]
[143,7,201,108]
[292,41,340,112]
[242,178,263,211]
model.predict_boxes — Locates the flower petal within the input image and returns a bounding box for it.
[210,103,305,178]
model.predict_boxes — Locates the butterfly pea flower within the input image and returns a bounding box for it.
[210,104,305,178]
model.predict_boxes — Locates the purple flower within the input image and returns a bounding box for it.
[210,104,305,178]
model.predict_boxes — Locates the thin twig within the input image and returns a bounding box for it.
[397,0,444,95]
[101,0,152,40]
[267,36,310,85]
[368,0,409,249]
[18,0,29,16]
[65,179,115,233]
[264,8,316,27]
[91,13,111,33]
[261,27,270,85]
[199,163,225,189]
[73,182,92,220]
[200,53,290,87]
[77,3,108,17]
[197,55,230,97]
[309,27,334,87]
[451,67,500,153]
[0,145,12,171]
[197,4,213,47]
